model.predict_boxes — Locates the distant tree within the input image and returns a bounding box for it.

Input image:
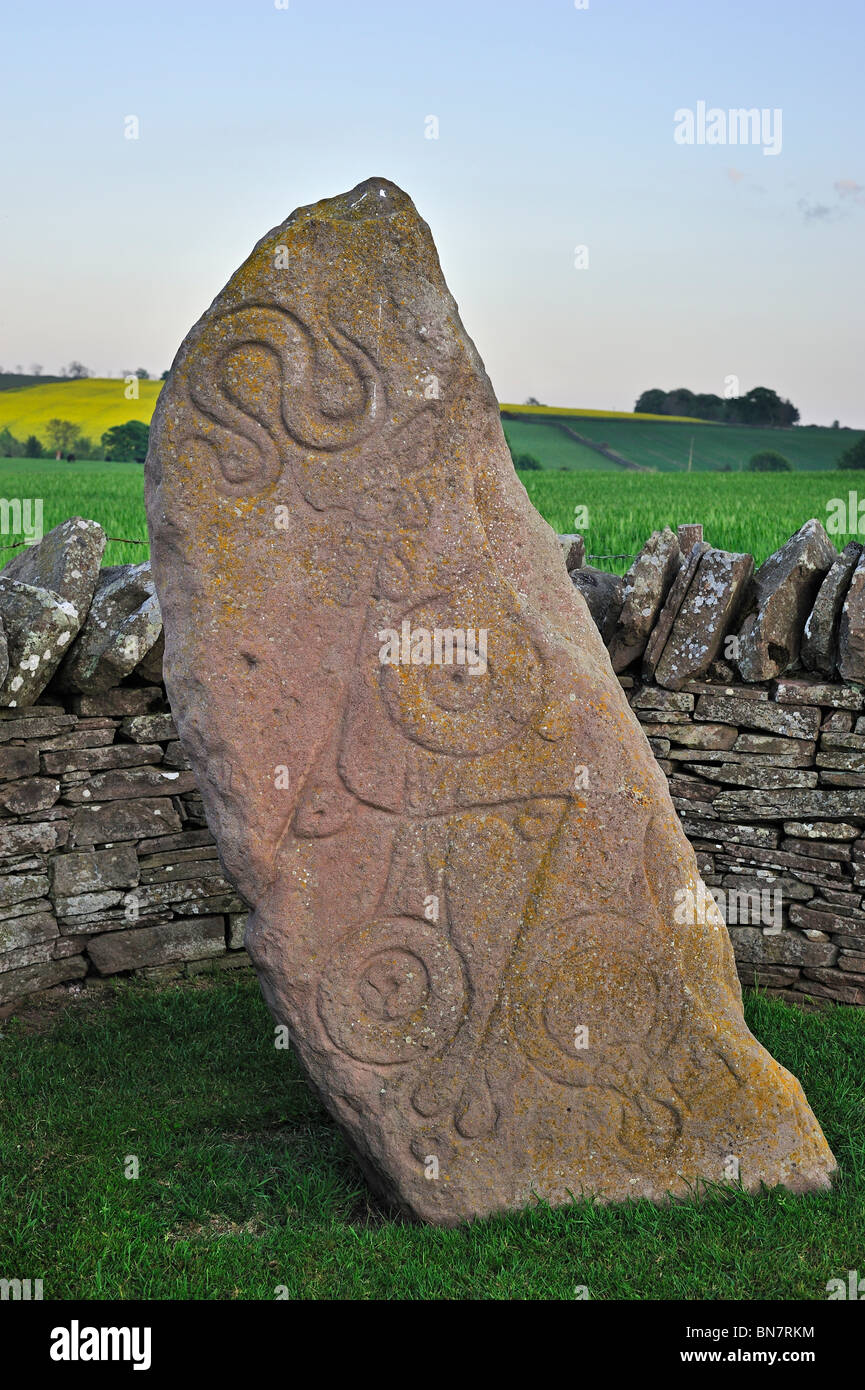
[524,396,544,406]
[45,418,81,458]
[23,435,43,458]
[30,363,43,376]
[135,367,150,380]
[748,449,792,472]
[0,427,23,457]
[513,452,543,470]
[664,387,696,416]
[160,369,170,380]
[693,392,726,421]
[74,436,93,459]
[65,361,92,379]
[832,419,840,429]
[102,419,150,462]
[838,437,865,470]
[634,389,668,415]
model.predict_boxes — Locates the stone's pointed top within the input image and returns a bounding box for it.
[285,177,415,232]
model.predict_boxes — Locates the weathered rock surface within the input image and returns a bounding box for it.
[569,565,623,642]
[654,549,752,691]
[145,176,835,1224]
[802,542,862,677]
[838,549,865,684]
[56,563,163,692]
[2,518,105,623]
[0,581,80,707]
[0,519,106,707]
[735,520,836,682]
[608,527,680,673]
[641,541,710,681]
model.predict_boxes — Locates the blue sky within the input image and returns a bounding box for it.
[1,0,863,424]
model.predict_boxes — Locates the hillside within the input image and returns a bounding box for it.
[1,381,861,473]
[502,405,863,473]
[0,378,161,445]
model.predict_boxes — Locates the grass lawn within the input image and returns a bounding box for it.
[0,974,861,1301]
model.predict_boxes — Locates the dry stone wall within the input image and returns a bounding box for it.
[0,515,863,1011]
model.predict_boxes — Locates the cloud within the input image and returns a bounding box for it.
[834,179,865,203]
[798,198,837,222]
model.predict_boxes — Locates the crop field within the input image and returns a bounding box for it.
[1,459,860,574]
[0,460,149,567]
[0,378,160,446]
[503,410,863,474]
[520,468,862,570]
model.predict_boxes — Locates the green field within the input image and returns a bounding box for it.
[503,410,864,474]
[1,459,860,573]
[0,974,861,1300]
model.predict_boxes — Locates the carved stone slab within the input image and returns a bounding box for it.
[145,178,835,1224]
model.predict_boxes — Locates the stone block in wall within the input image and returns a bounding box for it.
[630,689,694,711]
[686,763,818,790]
[0,820,67,857]
[0,746,40,780]
[735,519,836,682]
[653,548,753,690]
[87,916,226,975]
[138,852,220,885]
[135,828,217,856]
[0,778,60,815]
[70,797,182,846]
[0,909,59,956]
[681,817,779,848]
[784,819,861,840]
[695,693,821,740]
[570,567,623,643]
[71,687,165,718]
[838,549,865,684]
[608,527,681,672]
[0,872,50,910]
[0,713,76,743]
[0,955,87,1005]
[119,713,177,742]
[51,842,141,895]
[55,563,162,693]
[227,911,248,949]
[61,766,197,803]
[41,742,165,775]
[667,723,737,750]
[775,679,863,711]
[802,542,863,676]
[640,540,709,681]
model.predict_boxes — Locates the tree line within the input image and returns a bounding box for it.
[0,419,150,462]
[635,385,800,427]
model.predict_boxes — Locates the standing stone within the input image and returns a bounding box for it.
[607,527,680,672]
[735,520,836,682]
[653,549,753,691]
[838,549,865,684]
[146,177,834,1225]
[802,542,863,677]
